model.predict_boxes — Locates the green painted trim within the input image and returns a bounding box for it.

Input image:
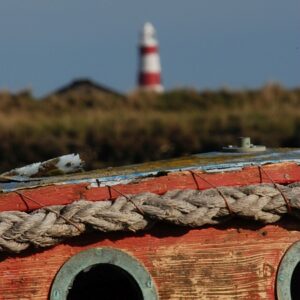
[276,241,300,300]
[50,247,158,300]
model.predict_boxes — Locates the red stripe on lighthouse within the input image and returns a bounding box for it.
[140,46,158,55]
[139,73,161,85]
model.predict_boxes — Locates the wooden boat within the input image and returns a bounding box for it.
[0,149,300,300]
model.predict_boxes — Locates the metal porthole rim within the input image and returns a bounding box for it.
[50,247,159,300]
[276,240,300,300]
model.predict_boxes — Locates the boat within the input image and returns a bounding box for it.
[0,147,300,300]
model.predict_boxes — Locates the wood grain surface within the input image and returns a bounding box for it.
[1,220,299,299]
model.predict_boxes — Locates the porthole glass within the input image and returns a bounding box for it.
[277,241,300,300]
[50,248,158,300]
[67,263,143,300]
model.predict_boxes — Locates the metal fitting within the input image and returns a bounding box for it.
[222,137,266,153]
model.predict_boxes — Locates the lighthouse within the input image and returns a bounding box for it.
[138,22,163,92]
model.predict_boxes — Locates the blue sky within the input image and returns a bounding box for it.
[0,0,299,96]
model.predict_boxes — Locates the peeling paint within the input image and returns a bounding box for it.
[0,149,299,193]
[55,154,83,174]
[0,154,84,182]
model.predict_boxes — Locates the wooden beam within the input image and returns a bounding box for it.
[0,162,299,213]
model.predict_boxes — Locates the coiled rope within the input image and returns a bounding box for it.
[1,182,300,253]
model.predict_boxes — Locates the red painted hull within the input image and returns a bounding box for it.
[1,221,299,299]
[1,162,299,213]
[0,160,300,299]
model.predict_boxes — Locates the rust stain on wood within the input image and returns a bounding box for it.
[0,221,300,299]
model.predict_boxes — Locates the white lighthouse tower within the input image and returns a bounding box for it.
[138,22,163,92]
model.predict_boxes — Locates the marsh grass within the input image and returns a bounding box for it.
[0,83,299,172]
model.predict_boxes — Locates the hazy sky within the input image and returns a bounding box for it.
[0,0,299,96]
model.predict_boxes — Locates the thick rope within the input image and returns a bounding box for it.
[1,182,300,253]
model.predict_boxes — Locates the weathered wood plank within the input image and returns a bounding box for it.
[0,183,89,212]
[0,221,299,299]
[0,162,300,213]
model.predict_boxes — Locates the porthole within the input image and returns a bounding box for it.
[277,241,300,300]
[50,248,158,300]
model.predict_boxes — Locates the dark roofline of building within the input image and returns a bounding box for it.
[50,78,125,98]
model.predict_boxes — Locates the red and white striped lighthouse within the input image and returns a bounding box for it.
[138,22,163,92]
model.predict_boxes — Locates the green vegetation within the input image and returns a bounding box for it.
[0,83,299,172]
